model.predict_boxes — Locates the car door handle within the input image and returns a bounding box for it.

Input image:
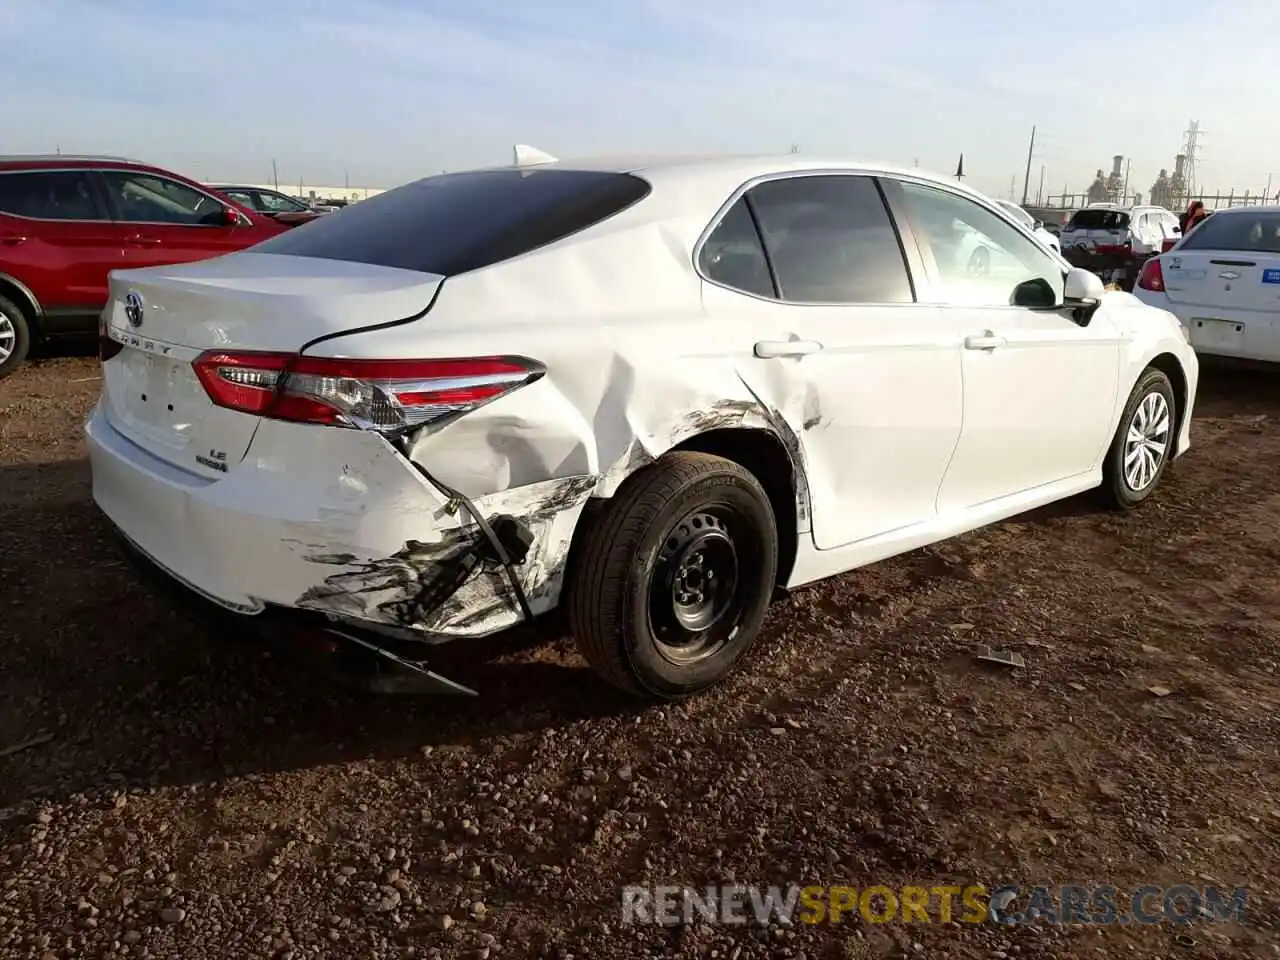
[754,339,823,359]
[964,333,1006,350]
[125,235,161,246]
[0,233,28,246]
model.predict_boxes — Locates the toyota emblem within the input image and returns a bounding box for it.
[125,291,144,328]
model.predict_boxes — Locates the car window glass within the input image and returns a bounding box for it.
[746,175,913,304]
[222,190,257,209]
[1179,211,1280,253]
[899,181,1064,307]
[258,191,306,213]
[0,171,103,220]
[101,171,225,226]
[253,168,651,275]
[698,197,775,298]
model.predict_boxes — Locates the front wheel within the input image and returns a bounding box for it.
[1097,366,1177,509]
[566,451,778,700]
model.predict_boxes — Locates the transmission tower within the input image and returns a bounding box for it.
[1181,120,1203,198]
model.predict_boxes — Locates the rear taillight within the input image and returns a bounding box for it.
[1137,257,1165,292]
[192,352,543,435]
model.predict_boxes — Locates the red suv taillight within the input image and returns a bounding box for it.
[1137,257,1165,293]
[192,352,544,435]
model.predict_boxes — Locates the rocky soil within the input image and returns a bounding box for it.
[2,348,1278,959]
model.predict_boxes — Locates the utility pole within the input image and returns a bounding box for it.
[1009,175,1016,201]
[1266,173,1273,201]
[1122,158,1131,203]
[272,159,279,191]
[1020,125,1036,206]
[1037,165,1046,205]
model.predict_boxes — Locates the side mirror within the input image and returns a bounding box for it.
[1012,277,1057,308]
[221,206,242,226]
[1033,219,1044,231]
[1064,267,1105,303]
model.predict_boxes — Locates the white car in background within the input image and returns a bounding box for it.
[1061,204,1180,259]
[994,199,1062,254]
[86,152,1199,701]
[1135,204,1280,363]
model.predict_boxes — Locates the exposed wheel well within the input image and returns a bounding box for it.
[671,427,799,588]
[0,275,40,333]
[1147,352,1188,454]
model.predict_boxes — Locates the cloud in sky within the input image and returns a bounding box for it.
[1,0,1278,200]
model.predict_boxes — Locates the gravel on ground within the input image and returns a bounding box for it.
[2,347,1278,959]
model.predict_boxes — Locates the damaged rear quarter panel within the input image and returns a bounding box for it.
[291,185,814,638]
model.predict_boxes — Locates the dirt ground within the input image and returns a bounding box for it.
[1,345,1278,960]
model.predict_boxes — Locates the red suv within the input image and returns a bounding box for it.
[0,155,288,378]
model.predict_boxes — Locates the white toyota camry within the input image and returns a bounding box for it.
[86,152,1199,700]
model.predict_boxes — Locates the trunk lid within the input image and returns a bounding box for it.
[1162,250,1280,312]
[1164,210,1280,312]
[100,252,444,479]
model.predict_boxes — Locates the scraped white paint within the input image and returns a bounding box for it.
[85,154,1200,642]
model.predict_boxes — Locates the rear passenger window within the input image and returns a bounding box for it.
[0,171,103,220]
[747,175,914,304]
[699,198,775,298]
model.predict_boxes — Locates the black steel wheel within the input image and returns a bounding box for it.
[567,451,778,700]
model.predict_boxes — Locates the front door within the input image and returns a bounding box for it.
[96,169,256,271]
[698,174,970,550]
[889,178,1122,513]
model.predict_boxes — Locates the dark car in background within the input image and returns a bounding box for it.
[210,185,327,227]
[0,155,288,378]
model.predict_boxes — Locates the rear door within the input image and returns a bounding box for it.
[0,168,125,329]
[96,168,263,270]
[701,174,970,550]
[1160,210,1280,357]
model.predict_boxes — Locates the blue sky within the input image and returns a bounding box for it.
[2,0,1277,201]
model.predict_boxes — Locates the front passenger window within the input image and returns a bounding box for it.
[101,171,226,226]
[899,181,1064,307]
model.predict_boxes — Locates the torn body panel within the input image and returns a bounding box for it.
[294,475,595,639]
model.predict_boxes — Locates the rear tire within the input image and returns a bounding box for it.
[1097,366,1176,509]
[567,451,778,700]
[0,294,31,381]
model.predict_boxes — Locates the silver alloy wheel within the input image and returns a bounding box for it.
[0,313,15,365]
[1123,391,1171,492]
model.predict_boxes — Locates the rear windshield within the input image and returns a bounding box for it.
[250,168,652,275]
[1067,209,1130,231]
[1179,211,1280,253]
